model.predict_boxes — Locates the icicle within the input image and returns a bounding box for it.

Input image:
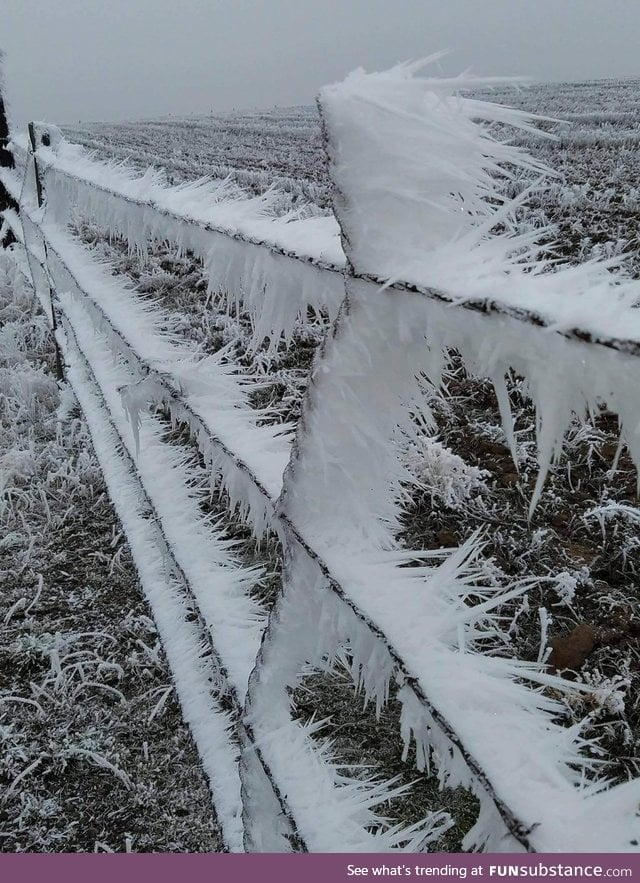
[491,371,518,468]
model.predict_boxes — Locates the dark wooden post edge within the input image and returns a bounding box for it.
[0,53,18,247]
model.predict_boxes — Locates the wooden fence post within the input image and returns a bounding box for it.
[0,55,18,247]
[27,121,64,381]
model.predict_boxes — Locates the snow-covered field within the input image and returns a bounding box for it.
[3,71,640,852]
[64,106,329,209]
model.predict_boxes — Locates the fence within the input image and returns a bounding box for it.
[2,63,640,853]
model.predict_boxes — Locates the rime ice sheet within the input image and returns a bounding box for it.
[319,62,640,345]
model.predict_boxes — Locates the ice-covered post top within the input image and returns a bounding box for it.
[318,59,549,280]
[28,122,64,154]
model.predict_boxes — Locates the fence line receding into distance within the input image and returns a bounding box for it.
[2,63,640,853]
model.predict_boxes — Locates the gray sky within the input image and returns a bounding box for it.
[2,0,640,126]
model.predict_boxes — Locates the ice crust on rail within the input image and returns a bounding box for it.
[55,290,293,850]
[26,214,294,511]
[243,541,454,852]
[14,118,640,352]
[14,188,273,700]
[12,135,345,349]
[56,289,267,706]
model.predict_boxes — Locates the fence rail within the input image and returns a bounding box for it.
[11,133,640,360]
[3,65,640,853]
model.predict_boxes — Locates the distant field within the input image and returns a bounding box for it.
[63,106,329,208]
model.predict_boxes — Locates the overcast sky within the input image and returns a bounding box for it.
[2,0,639,126]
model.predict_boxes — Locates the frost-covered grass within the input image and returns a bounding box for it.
[401,361,640,785]
[0,253,223,852]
